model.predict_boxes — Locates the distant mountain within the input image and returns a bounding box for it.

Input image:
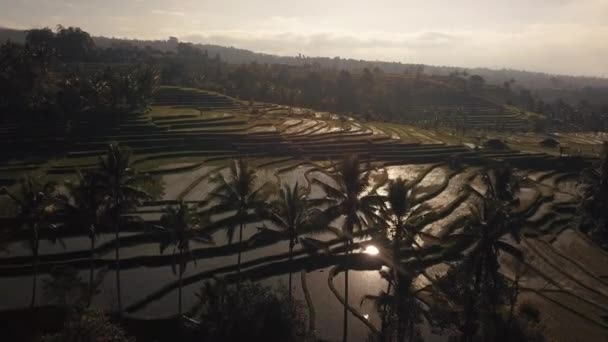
[2,26,608,92]
[0,27,27,43]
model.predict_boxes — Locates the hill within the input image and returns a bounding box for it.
[2,27,608,96]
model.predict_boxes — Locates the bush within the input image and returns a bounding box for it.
[188,281,308,342]
[40,309,134,342]
[483,139,509,150]
[539,138,559,148]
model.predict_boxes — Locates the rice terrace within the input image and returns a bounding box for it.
[1,8,608,342]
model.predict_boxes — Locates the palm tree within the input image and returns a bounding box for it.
[157,201,212,315]
[2,175,59,307]
[362,268,423,342]
[313,155,385,342]
[60,172,104,305]
[449,167,523,342]
[383,177,418,341]
[205,159,268,289]
[256,182,322,301]
[92,143,151,313]
[384,177,415,268]
[579,142,608,247]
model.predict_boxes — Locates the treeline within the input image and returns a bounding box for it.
[160,49,495,122]
[0,26,159,122]
[47,30,608,93]
[0,26,485,123]
[3,26,607,130]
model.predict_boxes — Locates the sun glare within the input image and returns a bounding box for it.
[364,245,380,256]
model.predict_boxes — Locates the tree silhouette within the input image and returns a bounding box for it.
[157,201,213,315]
[54,25,95,62]
[60,172,105,305]
[205,159,268,290]
[2,175,60,308]
[90,143,151,313]
[579,142,608,248]
[361,177,427,341]
[313,155,385,342]
[25,28,55,48]
[437,167,523,342]
[362,269,423,342]
[255,182,325,301]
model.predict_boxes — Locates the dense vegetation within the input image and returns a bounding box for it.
[2,26,607,131]
[0,26,159,123]
[1,24,608,342]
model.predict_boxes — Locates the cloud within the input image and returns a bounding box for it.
[150,10,186,17]
[181,25,608,76]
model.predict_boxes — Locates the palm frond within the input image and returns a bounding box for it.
[311,178,344,199]
[495,240,523,260]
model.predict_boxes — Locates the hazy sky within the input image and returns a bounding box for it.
[1,0,607,76]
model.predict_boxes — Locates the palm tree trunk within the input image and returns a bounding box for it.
[88,235,95,307]
[115,223,122,314]
[236,222,244,291]
[393,221,401,342]
[30,242,38,308]
[301,270,315,336]
[178,250,183,316]
[381,282,392,342]
[288,237,294,302]
[343,239,350,342]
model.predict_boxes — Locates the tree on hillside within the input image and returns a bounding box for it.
[302,71,324,108]
[229,66,256,100]
[25,28,55,48]
[335,70,357,113]
[54,25,95,62]
[0,41,57,118]
[468,75,485,92]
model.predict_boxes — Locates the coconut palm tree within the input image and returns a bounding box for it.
[157,201,212,315]
[362,268,423,342]
[313,155,385,342]
[2,175,60,308]
[442,198,523,342]
[255,182,323,301]
[91,143,151,313]
[385,177,417,340]
[364,177,431,341]
[59,172,105,305]
[447,168,523,342]
[205,159,268,289]
[384,177,415,268]
[579,142,608,248]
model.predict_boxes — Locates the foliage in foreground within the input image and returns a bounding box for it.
[40,308,133,342]
[188,280,308,342]
[579,142,608,249]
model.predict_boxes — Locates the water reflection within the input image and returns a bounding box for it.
[363,245,380,256]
